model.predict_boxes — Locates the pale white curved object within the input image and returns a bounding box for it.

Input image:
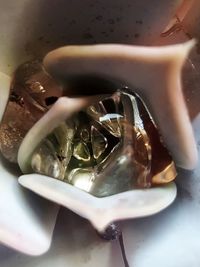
[0,156,59,255]
[19,174,177,232]
[0,72,10,123]
[44,40,198,170]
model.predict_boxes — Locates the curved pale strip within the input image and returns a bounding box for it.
[19,174,177,232]
[0,156,59,255]
[18,95,107,173]
[0,72,10,122]
[44,40,197,169]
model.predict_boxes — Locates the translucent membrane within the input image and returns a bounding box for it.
[30,91,176,197]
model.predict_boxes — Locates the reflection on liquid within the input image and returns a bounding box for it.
[30,91,176,197]
[0,60,62,162]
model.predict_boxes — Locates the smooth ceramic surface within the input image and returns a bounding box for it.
[0,155,59,255]
[19,174,176,232]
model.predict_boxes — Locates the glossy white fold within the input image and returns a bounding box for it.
[0,156,59,255]
[19,174,177,232]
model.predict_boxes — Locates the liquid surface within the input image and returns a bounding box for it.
[30,91,176,197]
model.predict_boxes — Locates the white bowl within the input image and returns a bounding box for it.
[0,1,200,266]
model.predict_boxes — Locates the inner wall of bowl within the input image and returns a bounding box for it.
[0,0,181,74]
